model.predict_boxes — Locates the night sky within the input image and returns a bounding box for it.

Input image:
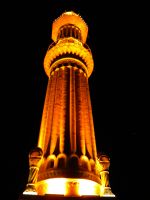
[2,1,144,200]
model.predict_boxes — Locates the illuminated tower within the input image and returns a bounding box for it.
[20,11,115,199]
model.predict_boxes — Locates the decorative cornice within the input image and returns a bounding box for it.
[44,38,94,77]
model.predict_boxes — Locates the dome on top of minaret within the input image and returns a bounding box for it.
[52,11,88,43]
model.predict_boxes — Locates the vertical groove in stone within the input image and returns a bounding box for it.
[82,74,93,158]
[76,69,86,155]
[45,73,57,155]
[69,66,77,153]
[49,70,60,155]
[86,82,97,161]
[37,76,52,154]
[59,67,66,153]
[64,67,70,154]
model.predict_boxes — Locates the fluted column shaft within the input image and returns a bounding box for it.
[38,64,97,160]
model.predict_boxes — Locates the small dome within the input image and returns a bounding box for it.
[52,11,88,43]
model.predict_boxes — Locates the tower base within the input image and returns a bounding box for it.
[19,194,117,200]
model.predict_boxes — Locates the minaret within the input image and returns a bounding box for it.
[20,11,115,199]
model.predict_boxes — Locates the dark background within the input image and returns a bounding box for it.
[2,0,145,200]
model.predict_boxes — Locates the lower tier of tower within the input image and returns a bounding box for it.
[19,194,117,200]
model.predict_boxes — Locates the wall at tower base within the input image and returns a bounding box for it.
[19,194,117,200]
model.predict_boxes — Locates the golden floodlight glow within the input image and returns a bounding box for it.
[100,186,116,197]
[78,179,100,196]
[23,191,37,195]
[38,178,100,196]
[21,11,116,199]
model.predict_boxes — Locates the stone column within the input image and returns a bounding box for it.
[23,147,43,195]
[98,154,115,197]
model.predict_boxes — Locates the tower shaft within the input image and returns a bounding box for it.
[38,65,97,160]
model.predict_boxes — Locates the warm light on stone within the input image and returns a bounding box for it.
[20,11,115,199]
[36,178,100,196]
[52,11,88,43]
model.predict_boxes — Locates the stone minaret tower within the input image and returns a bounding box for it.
[20,11,115,199]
